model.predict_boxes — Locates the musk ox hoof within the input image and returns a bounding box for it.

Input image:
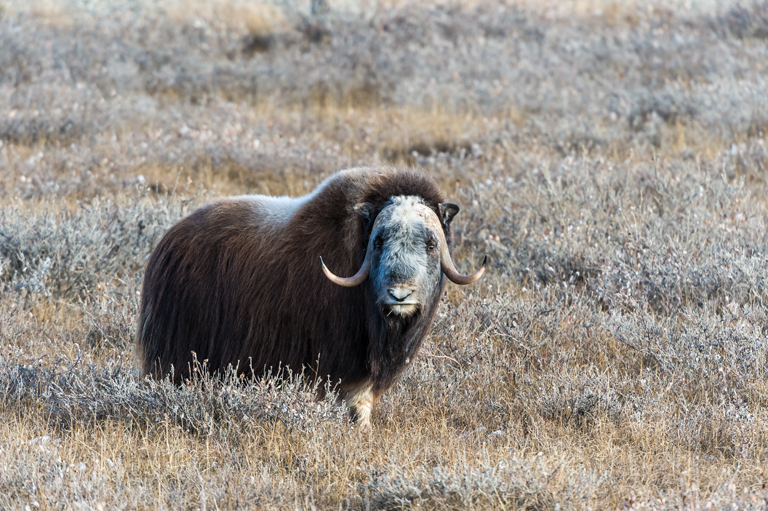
[353,404,372,431]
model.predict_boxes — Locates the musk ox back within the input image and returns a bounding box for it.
[136,167,485,427]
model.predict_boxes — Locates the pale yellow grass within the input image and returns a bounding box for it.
[4,298,767,508]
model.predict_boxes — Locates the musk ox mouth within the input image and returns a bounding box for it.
[383,303,420,317]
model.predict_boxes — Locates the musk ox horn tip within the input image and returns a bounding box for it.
[319,256,337,281]
[320,254,371,287]
[470,254,488,282]
[442,253,487,285]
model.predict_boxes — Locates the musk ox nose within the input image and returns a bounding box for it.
[388,288,414,302]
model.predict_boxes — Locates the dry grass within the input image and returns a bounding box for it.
[2,0,768,509]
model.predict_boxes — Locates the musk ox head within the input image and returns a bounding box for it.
[321,195,486,319]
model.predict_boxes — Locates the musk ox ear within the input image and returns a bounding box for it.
[354,202,374,220]
[354,202,375,231]
[439,203,460,225]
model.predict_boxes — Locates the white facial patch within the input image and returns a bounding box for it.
[371,196,443,316]
[382,198,429,279]
[384,196,444,238]
[387,196,430,225]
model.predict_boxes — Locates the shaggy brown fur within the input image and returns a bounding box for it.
[136,167,453,417]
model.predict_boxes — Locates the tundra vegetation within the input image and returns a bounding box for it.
[0,0,768,508]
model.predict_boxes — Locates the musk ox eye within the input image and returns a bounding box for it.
[427,243,436,252]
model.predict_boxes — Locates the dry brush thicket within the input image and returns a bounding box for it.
[1,0,768,509]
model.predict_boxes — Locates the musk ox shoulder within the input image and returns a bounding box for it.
[136,167,485,427]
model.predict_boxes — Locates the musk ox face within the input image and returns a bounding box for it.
[320,194,486,305]
[368,196,443,318]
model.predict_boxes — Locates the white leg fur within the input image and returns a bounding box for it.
[344,383,374,429]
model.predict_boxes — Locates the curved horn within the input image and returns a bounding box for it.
[434,221,486,285]
[320,204,395,287]
[320,247,371,287]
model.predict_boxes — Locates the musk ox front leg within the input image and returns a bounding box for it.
[343,383,375,429]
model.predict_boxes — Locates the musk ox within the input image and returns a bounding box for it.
[136,167,485,427]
